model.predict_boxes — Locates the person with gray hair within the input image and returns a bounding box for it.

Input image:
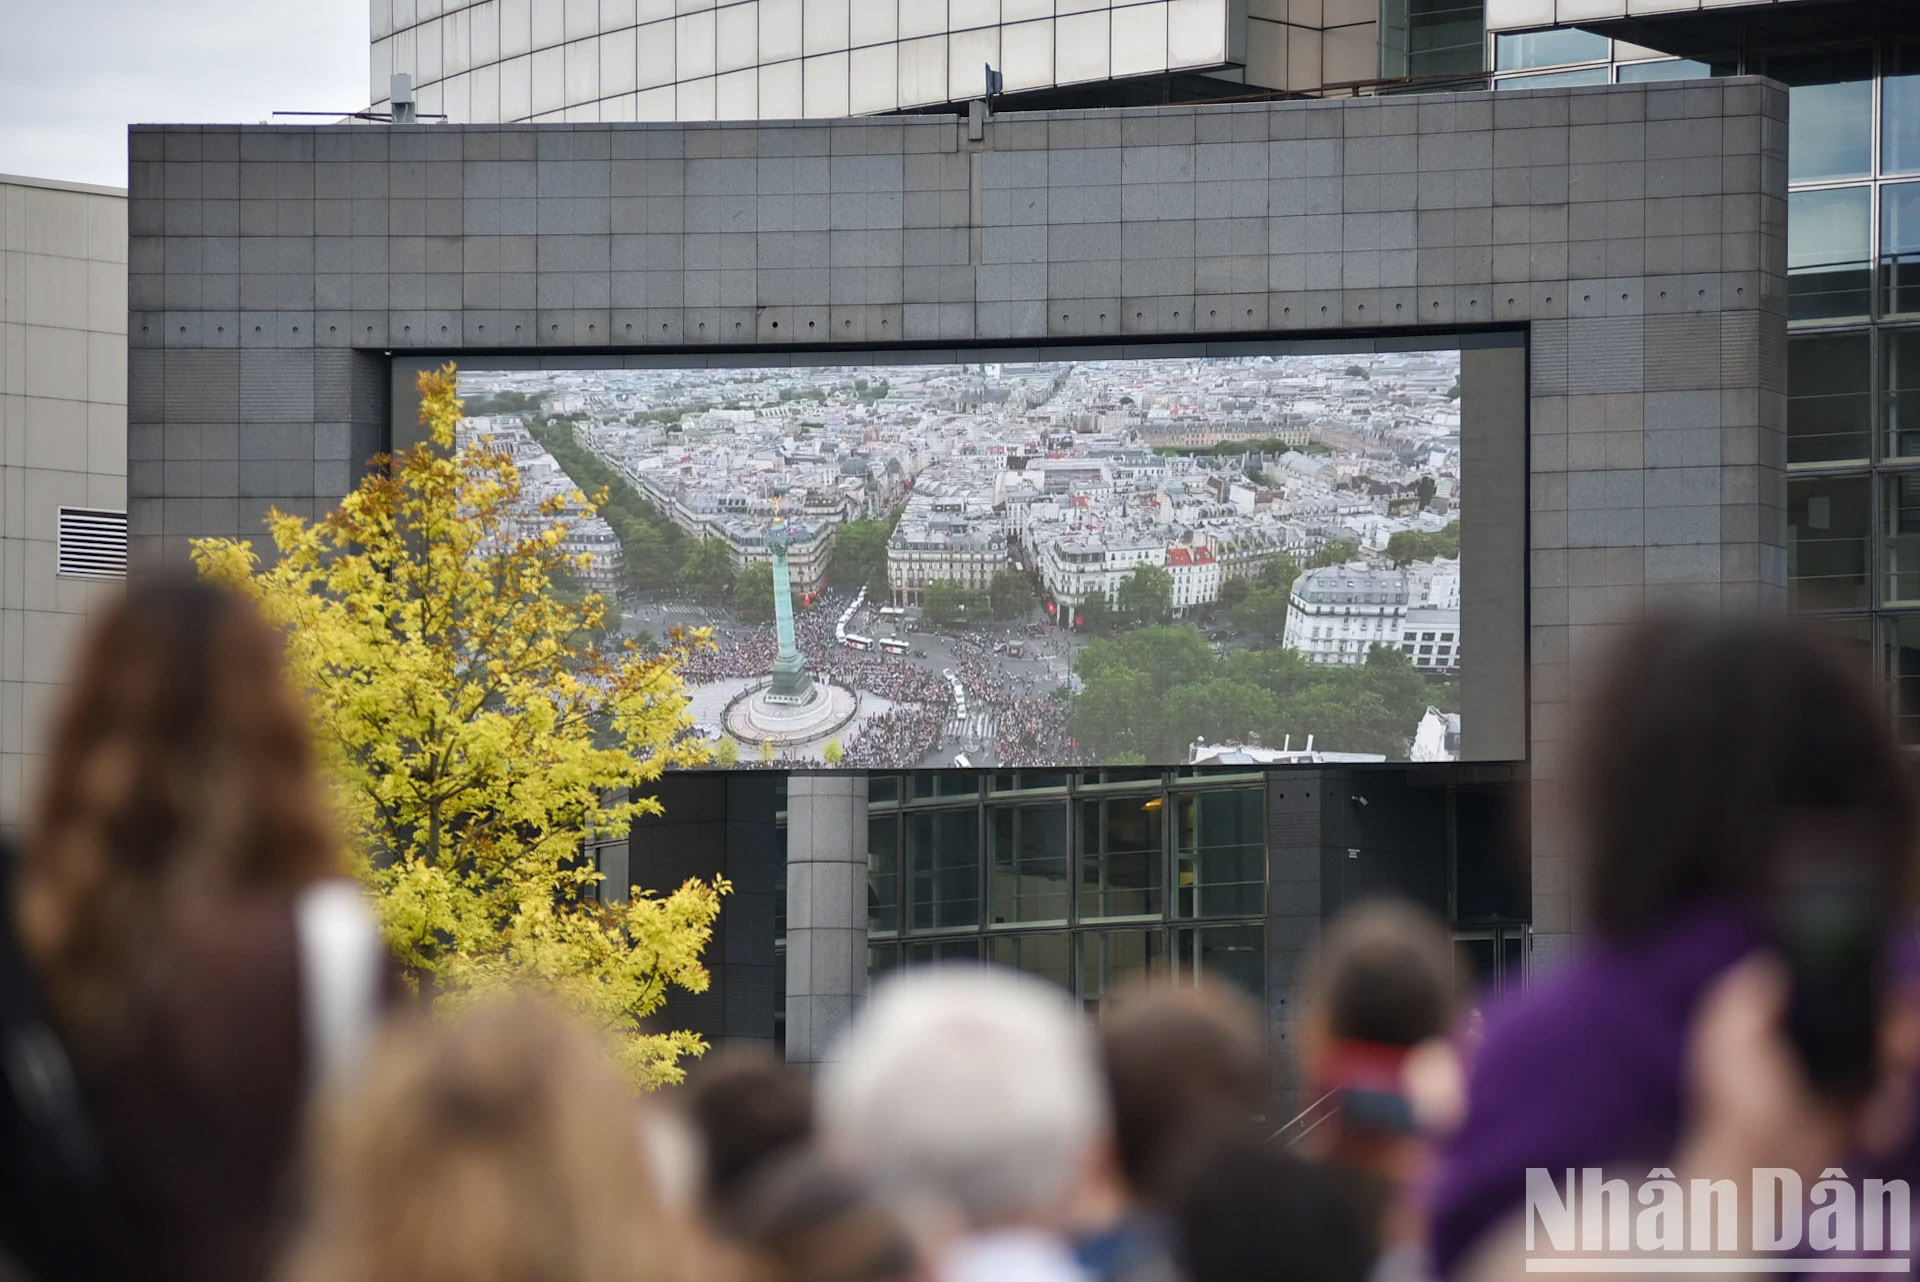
[817,966,1110,1282]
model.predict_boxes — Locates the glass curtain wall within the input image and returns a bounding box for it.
[1489,29,1731,88]
[1381,0,1488,83]
[863,770,1269,1015]
[1775,41,1920,735]
[1490,31,1920,739]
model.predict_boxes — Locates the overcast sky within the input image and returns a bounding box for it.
[0,0,368,189]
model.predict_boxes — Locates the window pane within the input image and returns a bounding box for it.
[1495,66,1610,90]
[987,932,1072,992]
[1883,615,1920,745]
[1787,332,1871,466]
[1885,41,1920,177]
[907,807,980,931]
[1787,475,1871,611]
[992,770,1072,791]
[1494,28,1606,71]
[1616,58,1725,84]
[1886,474,1920,607]
[1091,767,1164,785]
[907,939,981,966]
[1883,183,1920,318]
[1408,0,1485,79]
[869,814,900,935]
[1771,50,1873,183]
[1788,187,1872,323]
[868,942,901,981]
[1174,787,1266,918]
[989,802,1070,925]
[774,824,788,941]
[868,775,900,804]
[1077,929,1168,1014]
[1174,924,1265,1004]
[1889,330,1920,459]
[1810,615,1876,682]
[1078,795,1165,921]
[911,772,981,800]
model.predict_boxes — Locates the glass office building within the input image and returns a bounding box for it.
[765,764,1530,1079]
[1482,2,1920,739]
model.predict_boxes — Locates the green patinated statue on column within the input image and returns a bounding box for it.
[765,505,814,703]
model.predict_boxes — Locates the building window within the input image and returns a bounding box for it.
[1494,28,1606,72]
[907,807,980,931]
[1885,41,1920,178]
[1883,615,1920,745]
[1787,332,1872,466]
[1380,0,1485,81]
[1772,49,1875,184]
[912,773,980,800]
[1788,474,1872,611]
[1174,924,1265,1000]
[1789,187,1873,324]
[1174,787,1266,918]
[1079,795,1164,921]
[989,802,1070,926]
[1494,65,1611,89]
[1884,473,1920,607]
[869,814,900,935]
[1883,183,1920,318]
[1616,57,1723,83]
[908,939,982,965]
[987,932,1072,989]
[1078,929,1169,1013]
[1888,329,1920,460]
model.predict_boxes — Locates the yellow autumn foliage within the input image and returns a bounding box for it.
[193,364,723,1088]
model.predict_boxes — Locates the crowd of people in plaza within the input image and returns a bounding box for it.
[672,592,1082,769]
[944,632,1077,766]
[6,579,1920,1282]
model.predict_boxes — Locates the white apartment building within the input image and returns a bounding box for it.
[456,415,627,592]
[1281,566,1411,666]
[1164,544,1220,614]
[735,522,835,593]
[1282,561,1462,671]
[1032,531,1163,614]
[1401,606,1460,674]
[886,496,1007,603]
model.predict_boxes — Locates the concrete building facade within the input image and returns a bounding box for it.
[0,175,128,829]
[128,79,1786,1026]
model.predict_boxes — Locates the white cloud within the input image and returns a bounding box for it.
[0,0,368,188]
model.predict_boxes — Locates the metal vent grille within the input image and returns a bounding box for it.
[56,507,128,580]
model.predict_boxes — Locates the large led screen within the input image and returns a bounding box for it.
[454,346,1513,770]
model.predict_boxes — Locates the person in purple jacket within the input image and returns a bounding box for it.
[1430,615,1920,1279]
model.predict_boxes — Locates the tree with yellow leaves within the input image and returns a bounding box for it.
[193,364,725,1087]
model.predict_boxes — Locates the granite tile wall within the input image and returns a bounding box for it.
[128,78,1790,961]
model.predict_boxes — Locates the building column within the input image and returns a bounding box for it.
[784,773,869,1068]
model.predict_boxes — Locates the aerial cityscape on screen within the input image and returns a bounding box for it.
[456,352,1464,769]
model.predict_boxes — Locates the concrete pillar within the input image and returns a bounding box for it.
[784,773,869,1067]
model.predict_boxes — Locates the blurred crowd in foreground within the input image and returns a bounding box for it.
[5,578,1920,1282]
